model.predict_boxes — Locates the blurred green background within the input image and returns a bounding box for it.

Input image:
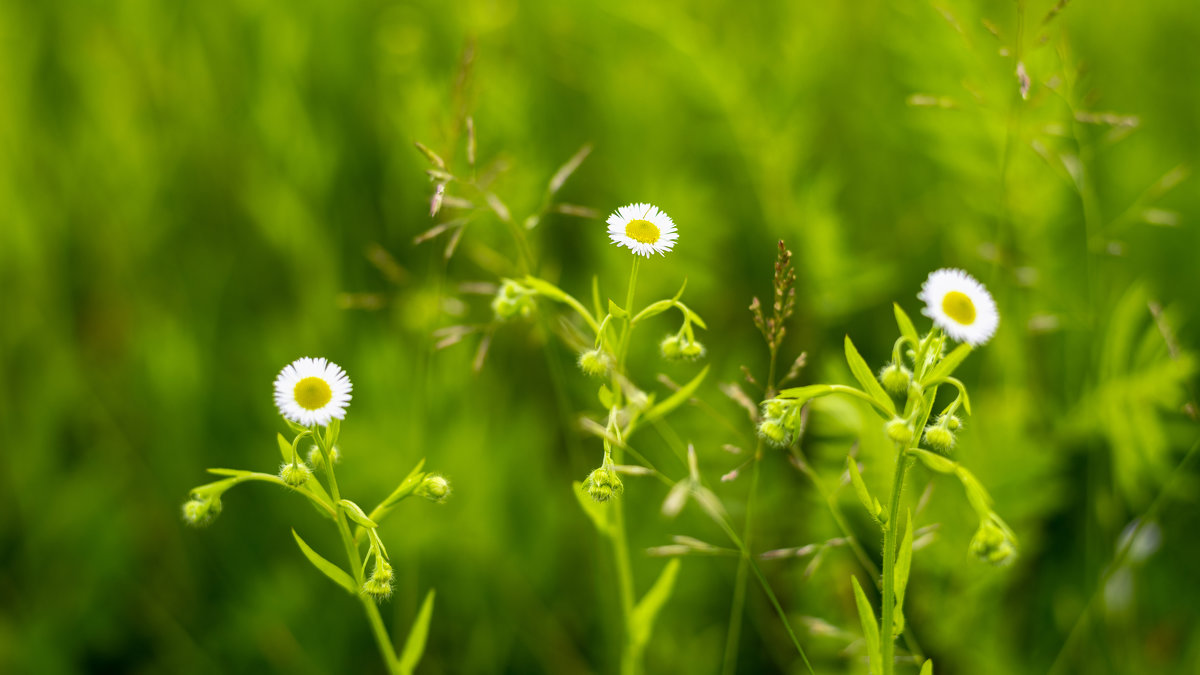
[2,0,1199,673]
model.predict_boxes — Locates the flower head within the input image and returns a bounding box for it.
[606,203,678,257]
[918,269,999,346]
[274,357,352,427]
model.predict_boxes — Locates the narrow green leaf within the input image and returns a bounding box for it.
[205,468,255,478]
[847,456,880,522]
[397,589,436,674]
[277,433,297,463]
[630,299,673,324]
[631,559,681,648]
[573,481,612,535]
[592,275,603,321]
[521,275,600,333]
[919,659,934,675]
[895,510,914,612]
[909,448,958,474]
[894,303,919,345]
[845,336,896,415]
[292,529,357,594]
[925,343,972,384]
[598,385,614,410]
[643,365,709,423]
[852,576,882,674]
[955,467,994,518]
[777,384,836,402]
[608,297,627,319]
[338,499,378,529]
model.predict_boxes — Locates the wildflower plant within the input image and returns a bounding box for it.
[755,268,1016,674]
[183,357,448,675]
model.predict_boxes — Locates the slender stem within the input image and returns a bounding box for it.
[608,256,642,675]
[880,446,911,675]
[721,346,779,675]
[315,429,401,674]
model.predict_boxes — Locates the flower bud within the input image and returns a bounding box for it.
[492,280,536,321]
[584,466,624,503]
[308,444,342,468]
[758,419,787,447]
[362,560,394,600]
[415,474,451,504]
[885,417,914,445]
[578,349,611,377]
[969,518,1017,567]
[923,425,955,453]
[943,415,962,431]
[879,364,912,396]
[182,495,222,527]
[660,335,683,360]
[763,399,786,420]
[279,461,313,487]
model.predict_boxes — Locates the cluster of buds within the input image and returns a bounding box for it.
[491,279,537,321]
[182,493,223,527]
[969,514,1018,567]
[660,333,706,361]
[922,413,961,453]
[362,558,394,600]
[584,464,624,503]
[757,398,803,447]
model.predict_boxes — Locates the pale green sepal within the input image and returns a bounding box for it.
[292,529,357,594]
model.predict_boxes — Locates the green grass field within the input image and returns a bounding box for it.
[2,0,1199,673]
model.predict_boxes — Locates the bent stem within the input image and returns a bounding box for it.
[314,427,401,674]
[880,446,911,675]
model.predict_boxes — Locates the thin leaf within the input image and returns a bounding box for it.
[894,303,919,345]
[338,499,378,529]
[909,448,958,475]
[845,336,896,415]
[630,559,681,648]
[292,529,357,594]
[847,456,880,521]
[920,659,934,675]
[521,275,601,333]
[643,365,710,423]
[397,589,436,674]
[852,576,882,674]
[925,343,972,384]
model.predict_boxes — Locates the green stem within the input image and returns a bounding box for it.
[315,430,401,674]
[880,446,911,675]
[609,256,642,675]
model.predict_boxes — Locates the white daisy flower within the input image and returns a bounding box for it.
[273,357,352,427]
[919,268,999,346]
[606,203,678,257]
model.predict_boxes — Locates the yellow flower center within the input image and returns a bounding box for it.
[625,219,660,245]
[294,376,333,410]
[942,291,976,325]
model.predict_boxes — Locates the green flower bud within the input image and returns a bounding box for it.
[308,444,342,468]
[969,518,1017,567]
[492,280,536,321]
[279,461,313,487]
[660,335,683,360]
[879,364,912,396]
[679,339,706,360]
[885,417,914,445]
[415,474,451,504]
[758,419,787,446]
[182,495,222,527]
[763,399,787,420]
[943,415,962,431]
[362,560,394,600]
[584,466,624,503]
[923,425,955,453]
[578,349,611,377]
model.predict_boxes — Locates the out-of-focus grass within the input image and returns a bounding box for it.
[1,0,1198,673]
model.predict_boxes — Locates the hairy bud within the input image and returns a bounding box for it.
[279,462,313,487]
[885,417,914,445]
[578,349,611,377]
[879,364,912,396]
[182,495,222,527]
[416,474,451,504]
[584,466,624,503]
